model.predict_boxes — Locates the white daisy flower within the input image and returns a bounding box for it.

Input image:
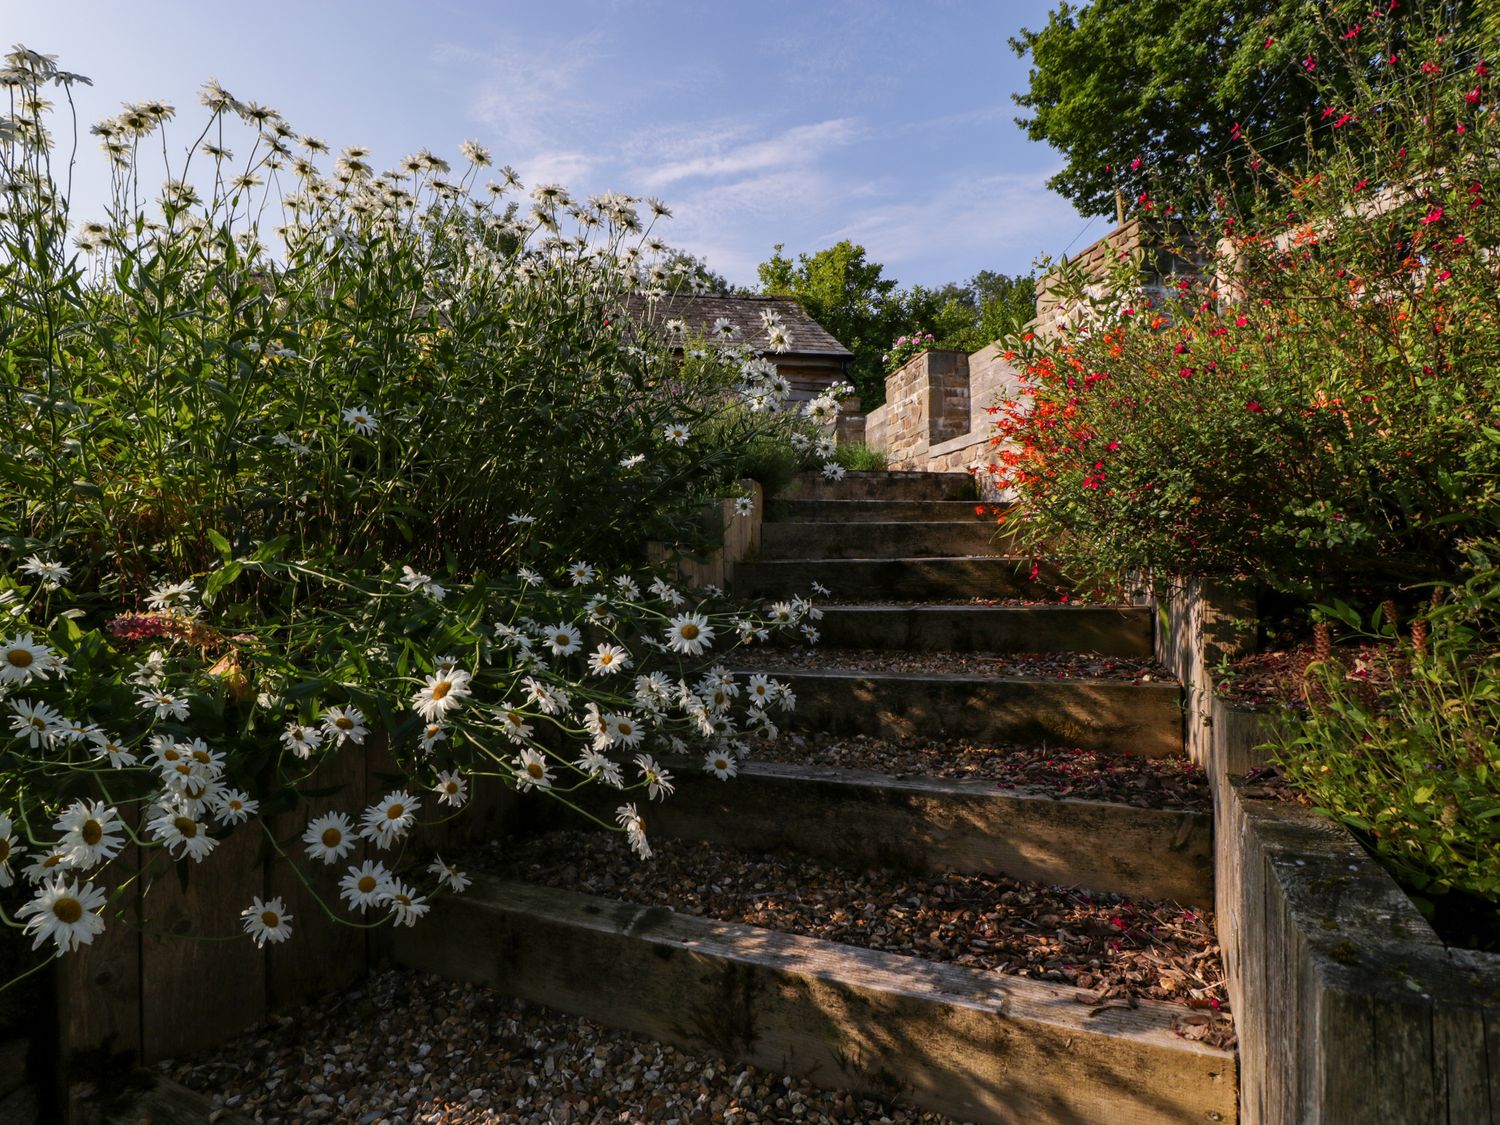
[360,790,420,849]
[302,812,357,864]
[604,712,646,748]
[801,625,821,644]
[566,561,596,586]
[212,788,258,825]
[22,848,73,885]
[733,497,755,518]
[746,674,778,708]
[703,751,738,780]
[664,613,714,656]
[507,512,536,526]
[0,813,23,887]
[137,689,189,721]
[20,556,71,589]
[399,565,446,601]
[428,856,471,893]
[575,749,624,788]
[515,748,552,791]
[54,800,125,869]
[648,577,686,607]
[145,580,196,612]
[615,803,651,859]
[384,879,428,927]
[811,581,831,596]
[130,650,168,687]
[10,698,63,747]
[613,575,641,601]
[767,601,795,626]
[433,769,467,808]
[419,722,447,753]
[342,405,378,436]
[821,461,846,481]
[53,718,95,745]
[146,808,218,862]
[493,704,534,744]
[88,730,137,768]
[339,860,392,912]
[241,895,293,947]
[619,453,646,469]
[411,668,472,723]
[281,721,323,759]
[634,753,675,801]
[16,876,107,956]
[321,705,369,745]
[663,317,687,340]
[587,643,632,676]
[544,623,582,658]
[0,633,56,684]
[516,567,543,587]
[663,422,691,446]
[522,676,570,715]
[459,139,491,166]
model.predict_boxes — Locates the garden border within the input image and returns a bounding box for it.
[1155,578,1500,1124]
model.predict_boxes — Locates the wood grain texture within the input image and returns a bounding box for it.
[393,875,1237,1125]
[563,759,1213,906]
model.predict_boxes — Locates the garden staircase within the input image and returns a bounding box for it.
[395,471,1237,1124]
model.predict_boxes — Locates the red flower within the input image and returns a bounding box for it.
[1342,24,1361,39]
[1303,56,1317,71]
[1235,315,1249,327]
[1419,207,1444,224]
[1467,87,1482,106]
[1246,400,1265,413]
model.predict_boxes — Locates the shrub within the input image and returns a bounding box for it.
[991,10,1499,600]
[1274,540,1500,926]
[0,49,831,981]
[881,330,937,374]
[834,442,890,472]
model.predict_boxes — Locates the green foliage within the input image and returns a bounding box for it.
[834,443,889,472]
[1009,0,1455,219]
[1274,542,1500,919]
[995,10,1500,599]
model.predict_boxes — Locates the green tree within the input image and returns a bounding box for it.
[757,240,903,406]
[1008,0,1447,219]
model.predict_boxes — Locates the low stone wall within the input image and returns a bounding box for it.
[862,345,1023,497]
[1157,580,1500,1124]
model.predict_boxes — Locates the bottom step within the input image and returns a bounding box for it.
[393,876,1237,1124]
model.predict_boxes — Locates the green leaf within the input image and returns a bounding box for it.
[205,529,232,560]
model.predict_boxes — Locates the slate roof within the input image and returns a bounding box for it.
[622,294,852,359]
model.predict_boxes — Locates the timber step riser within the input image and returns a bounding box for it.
[814,605,1153,656]
[766,499,1002,523]
[758,521,1014,561]
[393,878,1237,1125]
[760,670,1184,758]
[783,471,977,503]
[555,761,1213,906]
[733,557,1062,600]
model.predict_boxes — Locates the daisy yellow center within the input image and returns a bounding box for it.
[431,681,452,701]
[715,758,729,770]
[555,634,571,646]
[618,722,633,736]
[394,894,410,906]
[260,910,280,928]
[321,827,342,847]
[679,623,699,640]
[163,748,182,762]
[599,653,613,664]
[357,875,377,893]
[184,782,207,800]
[52,897,83,924]
[43,854,63,869]
[385,803,404,820]
[444,782,458,793]
[175,762,193,776]
[192,749,212,764]
[507,713,523,727]
[6,648,33,668]
[81,820,102,846]
[173,817,197,838]
[28,718,45,731]
[335,716,354,731]
[526,762,545,779]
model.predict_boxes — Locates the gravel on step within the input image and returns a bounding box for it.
[165,968,956,1124]
[474,832,1235,1049]
[732,648,1171,682]
[750,733,1210,811]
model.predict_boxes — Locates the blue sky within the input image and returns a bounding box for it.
[7,0,1103,288]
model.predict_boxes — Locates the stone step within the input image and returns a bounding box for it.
[733,557,1060,600]
[816,604,1153,656]
[765,498,998,523]
[757,669,1183,757]
[758,521,1012,561]
[782,471,976,502]
[560,759,1212,906]
[394,877,1236,1124]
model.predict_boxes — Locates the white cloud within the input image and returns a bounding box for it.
[639,118,860,188]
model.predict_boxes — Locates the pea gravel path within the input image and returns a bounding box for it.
[165,969,957,1124]
[734,648,1170,682]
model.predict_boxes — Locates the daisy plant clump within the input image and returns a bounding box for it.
[990,9,1500,603]
[0,48,830,986]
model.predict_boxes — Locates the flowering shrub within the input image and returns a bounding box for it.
[1274,542,1500,929]
[881,330,937,373]
[0,49,830,981]
[990,13,1499,600]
